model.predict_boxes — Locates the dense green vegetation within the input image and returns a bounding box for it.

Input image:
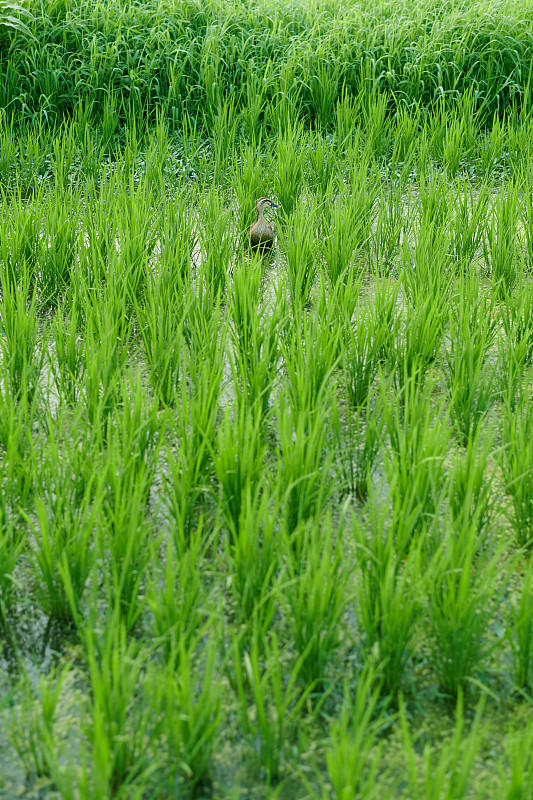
[2,0,533,798]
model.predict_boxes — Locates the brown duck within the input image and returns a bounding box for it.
[249,197,279,252]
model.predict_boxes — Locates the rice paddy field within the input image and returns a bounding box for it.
[4,0,533,796]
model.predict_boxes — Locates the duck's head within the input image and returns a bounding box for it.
[256,197,279,214]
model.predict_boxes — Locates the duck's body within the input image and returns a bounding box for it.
[249,197,279,252]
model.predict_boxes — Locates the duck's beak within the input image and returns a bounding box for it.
[270,202,280,208]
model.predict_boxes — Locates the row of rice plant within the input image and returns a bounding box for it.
[1,104,533,798]
[4,0,533,129]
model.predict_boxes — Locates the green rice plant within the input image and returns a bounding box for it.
[210,99,238,186]
[417,170,450,236]
[227,258,282,418]
[232,140,273,238]
[282,307,340,417]
[478,113,507,178]
[29,453,99,620]
[498,281,533,409]
[499,718,533,798]
[500,398,533,548]
[400,689,487,799]
[444,280,497,445]
[82,288,132,433]
[342,300,385,408]
[16,122,48,196]
[113,177,158,310]
[100,383,162,627]
[0,497,24,621]
[278,202,317,312]
[356,542,421,698]
[143,114,170,194]
[77,174,120,287]
[483,178,521,296]
[500,277,533,372]
[0,382,37,516]
[149,528,210,668]
[0,188,42,289]
[282,513,351,690]
[5,663,72,781]
[324,666,389,800]
[51,125,77,190]
[333,394,383,501]
[335,89,359,147]
[320,179,369,287]
[354,498,422,696]
[135,272,186,407]
[521,166,533,272]
[307,130,337,199]
[307,47,342,129]
[0,270,43,403]
[198,185,234,298]
[371,275,401,365]
[430,110,470,177]
[82,619,157,798]
[214,402,266,539]
[391,103,421,168]
[425,518,505,696]
[234,631,313,784]
[363,92,391,162]
[448,428,496,545]
[275,120,306,216]
[152,634,223,790]
[50,294,85,407]
[508,561,533,691]
[226,483,279,628]
[390,297,446,392]
[158,191,195,288]
[164,327,223,547]
[449,178,490,268]
[383,378,449,539]
[0,112,16,186]
[238,69,267,141]
[276,392,334,534]
[371,181,406,275]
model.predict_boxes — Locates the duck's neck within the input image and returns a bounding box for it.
[257,208,266,223]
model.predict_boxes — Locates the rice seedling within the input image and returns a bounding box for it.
[449,178,490,268]
[214,402,266,538]
[483,178,521,296]
[226,483,279,633]
[500,397,533,548]
[425,518,506,696]
[152,634,224,790]
[400,690,487,799]
[0,269,44,403]
[50,295,85,407]
[324,666,390,800]
[82,618,158,798]
[282,513,351,690]
[29,440,99,620]
[278,201,318,312]
[276,390,334,534]
[5,663,73,781]
[333,395,383,501]
[444,278,498,445]
[499,719,533,798]
[383,377,449,539]
[234,632,314,784]
[282,306,341,417]
[508,561,533,691]
[228,259,282,417]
